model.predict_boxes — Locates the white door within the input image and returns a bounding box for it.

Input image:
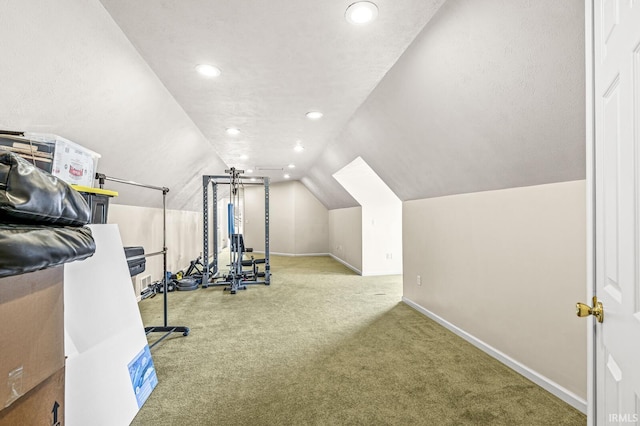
[592,0,640,424]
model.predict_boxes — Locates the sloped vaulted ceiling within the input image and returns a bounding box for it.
[98,0,447,209]
[0,0,229,211]
[307,0,586,209]
[0,0,584,211]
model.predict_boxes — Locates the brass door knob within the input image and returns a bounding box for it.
[576,296,604,323]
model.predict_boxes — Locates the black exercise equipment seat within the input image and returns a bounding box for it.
[241,258,266,267]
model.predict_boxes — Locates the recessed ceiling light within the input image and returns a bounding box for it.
[305,111,323,120]
[240,154,248,160]
[284,174,291,179]
[226,127,240,135]
[250,177,257,182]
[246,169,253,173]
[288,164,296,169]
[345,2,378,25]
[294,144,304,153]
[196,64,221,77]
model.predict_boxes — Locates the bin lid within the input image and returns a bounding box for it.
[72,185,118,197]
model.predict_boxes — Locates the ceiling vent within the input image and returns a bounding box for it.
[255,167,284,171]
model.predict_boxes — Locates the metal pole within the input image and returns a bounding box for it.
[264,177,270,284]
[202,176,209,287]
[162,188,168,327]
[213,183,218,276]
[95,173,168,193]
[93,172,189,347]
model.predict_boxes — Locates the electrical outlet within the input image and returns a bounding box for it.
[417,275,421,286]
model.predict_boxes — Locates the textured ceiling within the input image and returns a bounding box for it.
[99,0,446,183]
[1,0,584,211]
[305,0,586,209]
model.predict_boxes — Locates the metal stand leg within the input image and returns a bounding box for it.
[144,274,190,348]
[140,187,189,347]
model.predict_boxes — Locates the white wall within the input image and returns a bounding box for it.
[361,204,402,276]
[243,188,268,252]
[269,183,296,254]
[333,157,402,276]
[244,182,294,254]
[108,204,202,290]
[293,182,329,255]
[244,181,328,255]
[327,203,401,277]
[402,180,587,402]
[328,207,363,273]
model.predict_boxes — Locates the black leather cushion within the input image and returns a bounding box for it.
[0,152,91,226]
[0,224,95,278]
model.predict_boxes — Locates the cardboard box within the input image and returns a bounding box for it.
[0,367,65,426]
[0,267,64,409]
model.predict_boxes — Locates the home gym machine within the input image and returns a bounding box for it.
[95,173,190,348]
[201,168,270,294]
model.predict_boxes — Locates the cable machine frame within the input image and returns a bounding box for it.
[95,173,190,349]
[201,170,270,290]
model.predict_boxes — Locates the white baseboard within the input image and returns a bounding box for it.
[329,254,362,275]
[245,251,362,275]
[402,297,587,414]
[256,251,330,257]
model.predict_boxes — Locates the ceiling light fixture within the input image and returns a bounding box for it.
[250,177,257,182]
[288,164,296,169]
[345,1,378,25]
[196,64,221,77]
[246,169,253,173]
[284,174,291,179]
[240,154,248,160]
[226,127,240,135]
[306,111,323,120]
[294,144,304,153]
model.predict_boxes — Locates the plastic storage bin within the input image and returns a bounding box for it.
[24,133,101,188]
[73,186,118,224]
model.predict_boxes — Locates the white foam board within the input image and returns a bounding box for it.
[64,224,151,426]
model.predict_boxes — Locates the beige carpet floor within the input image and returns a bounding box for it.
[131,255,586,425]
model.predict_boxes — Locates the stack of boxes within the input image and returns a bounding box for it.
[0,132,100,189]
[0,267,65,425]
[0,132,101,425]
[0,131,117,226]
